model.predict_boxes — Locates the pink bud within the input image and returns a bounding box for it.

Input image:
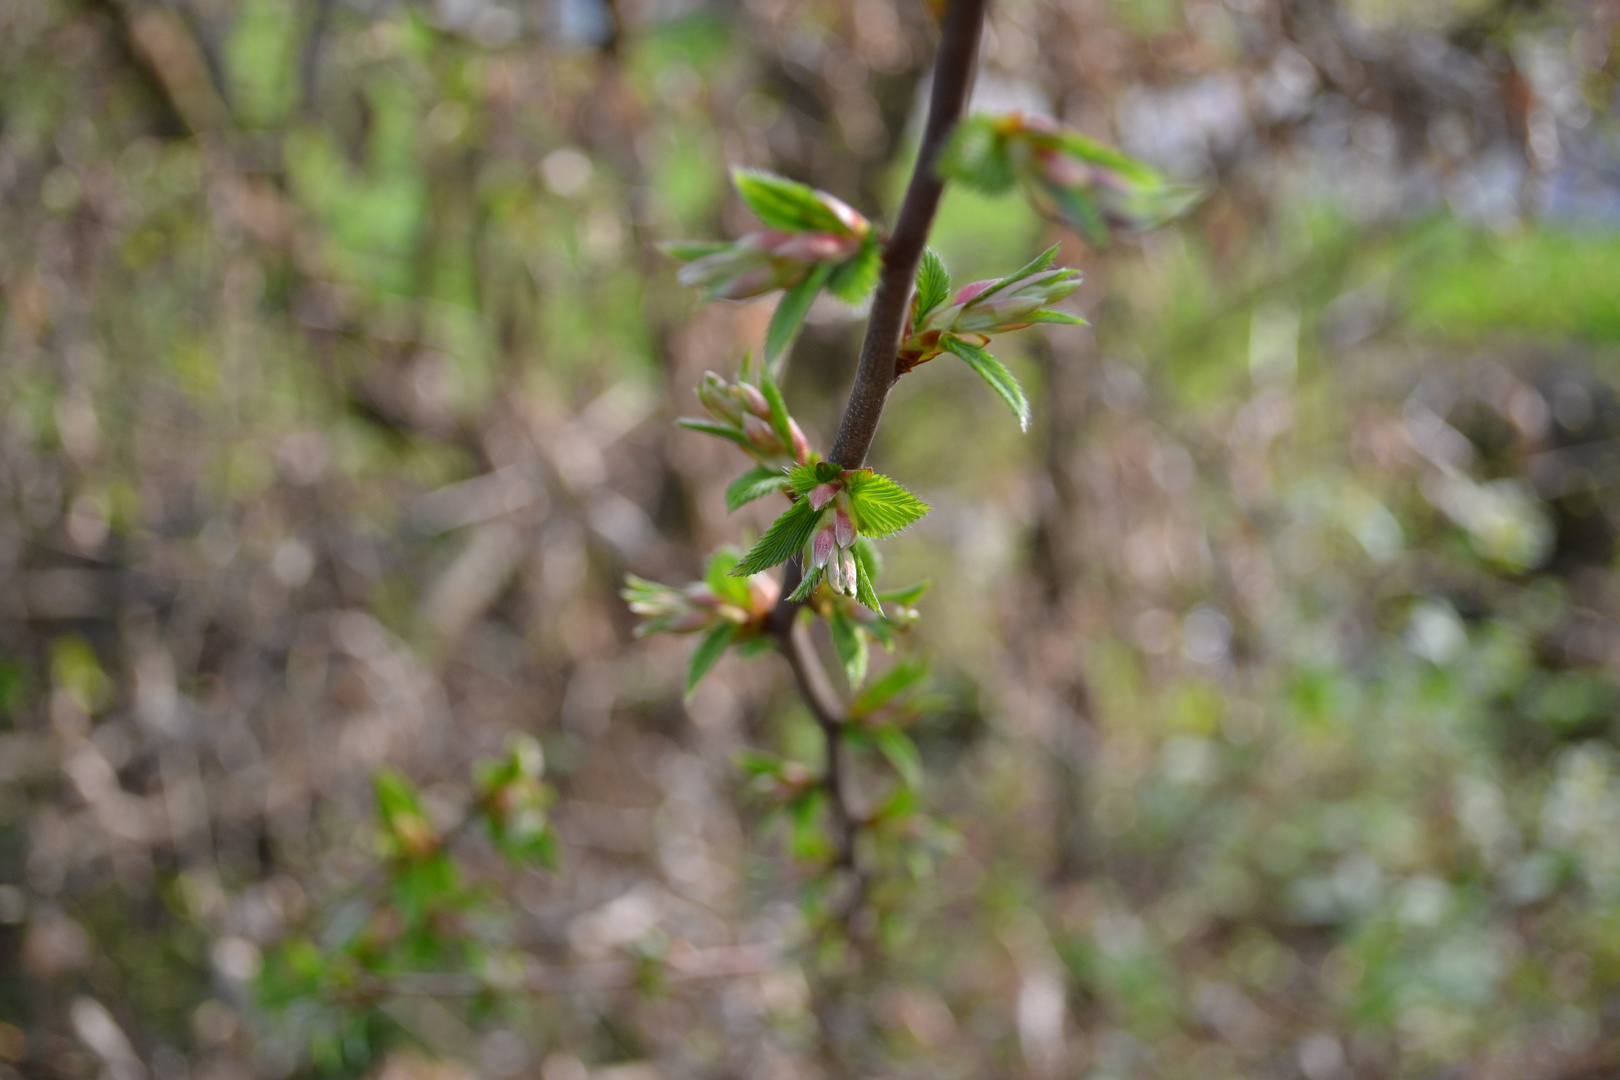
[952,279,997,305]
[826,547,846,593]
[789,419,811,464]
[838,550,858,596]
[742,414,783,454]
[738,383,772,419]
[810,523,836,569]
[770,232,860,263]
[834,507,855,548]
[809,483,839,511]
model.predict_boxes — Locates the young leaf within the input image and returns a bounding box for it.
[787,566,823,602]
[686,622,736,698]
[853,535,882,580]
[758,366,797,447]
[829,609,869,688]
[871,725,922,789]
[733,168,846,234]
[660,239,732,261]
[849,661,928,719]
[725,465,789,511]
[1024,309,1088,325]
[941,334,1030,432]
[877,580,931,606]
[973,243,1061,303]
[853,553,883,614]
[826,238,881,304]
[843,470,931,538]
[765,262,832,369]
[732,497,821,575]
[705,548,753,607]
[914,248,951,320]
[940,115,1018,193]
[676,418,753,449]
[734,635,776,659]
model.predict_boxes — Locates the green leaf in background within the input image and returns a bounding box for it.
[941,334,1030,431]
[732,168,847,234]
[849,661,928,720]
[732,496,821,575]
[877,580,930,606]
[827,237,882,304]
[765,262,832,369]
[843,470,930,538]
[871,725,922,789]
[829,609,868,687]
[686,621,736,698]
[915,248,952,320]
[725,465,789,511]
[940,115,1018,193]
[853,555,884,615]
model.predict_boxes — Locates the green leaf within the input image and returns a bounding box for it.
[725,465,789,511]
[843,470,930,538]
[765,261,832,370]
[941,334,1030,431]
[758,365,797,447]
[939,115,1017,193]
[734,634,776,658]
[915,248,951,319]
[732,497,821,575]
[853,535,882,580]
[877,580,930,605]
[871,726,922,789]
[853,553,883,615]
[686,622,736,698]
[787,566,823,602]
[1024,309,1088,325]
[849,661,927,719]
[829,609,868,687]
[705,548,753,606]
[1051,129,1163,186]
[788,790,832,861]
[1044,185,1108,246]
[826,237,881,304]
[676,417,752,449]
[733,168,847,234]
[975,243,1061,303]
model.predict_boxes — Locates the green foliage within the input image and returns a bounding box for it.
[687,622,737,698]
[940,335,1030,431]
[842,471,931,538]
[732,168,856,235]
[732,496,822,575]
[914,248,953,320]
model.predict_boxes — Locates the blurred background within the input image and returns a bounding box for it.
[4,0,1620,1077]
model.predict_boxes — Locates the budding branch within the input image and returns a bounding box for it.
[767,0,988,890]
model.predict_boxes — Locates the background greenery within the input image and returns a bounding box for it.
[4,0,1620,1077]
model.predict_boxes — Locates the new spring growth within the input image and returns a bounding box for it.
[942,113,1201,246]
[807,478,860,598]
[664,169,875,302]
[899,250,1082,371]
[684,362,811,467]
[621,569,780,639]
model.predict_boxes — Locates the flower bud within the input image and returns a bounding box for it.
[809,483,839,511]
[741,414,784,455]
[697,372,743,424]
[837,550,858,596]
[789,419,811,464]
[737,382,772,420]
[810,523,836,569]
[834,506,855,549]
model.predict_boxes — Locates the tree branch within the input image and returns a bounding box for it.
[767,0,988,880]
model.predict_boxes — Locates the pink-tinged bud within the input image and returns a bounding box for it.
[697,372,743,424]
[809,483,839,511]
[769,231,861,263]
[826,547,846,593]
[834,507,855,548]
[810,523,836,569]
[749,575,781,610]
[953,279,998,305]
[742,414,784,454]
[738,382,772,420]
[838,550,858,596]
[1037,146,1092,188]
[668,611,713,633]
[789,419,811,464]
[818,192,871,237]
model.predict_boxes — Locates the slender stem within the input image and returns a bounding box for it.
[768,0,988,880]
[828,0,988,469]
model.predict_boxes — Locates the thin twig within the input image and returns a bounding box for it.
[768,0,988,882]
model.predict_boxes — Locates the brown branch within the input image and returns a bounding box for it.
[767,0,988,883]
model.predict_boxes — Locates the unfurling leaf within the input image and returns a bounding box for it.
[732,168,865,236]
[915,248,952,320]
[939,115,1018,193]
[941,334,1030,431]
[725,465,789,511]
[849,661,928,719]
[732,496,821,575]
[686,621,736,698]
[826,237,881,304]
[843,470,931,538]
[872,725,922,789]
